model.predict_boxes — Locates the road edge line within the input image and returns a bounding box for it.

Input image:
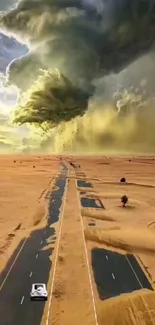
[0,237,28,291]
[125,255,143,288]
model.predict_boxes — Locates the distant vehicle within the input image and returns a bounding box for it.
[30,283,48,301]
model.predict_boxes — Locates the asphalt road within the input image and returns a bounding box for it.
[81,197,104,209]
[92,248,153,300]
[78,178,153,300]
[78,180,104,209]
[0,164,67,325]
[77,180,93,188]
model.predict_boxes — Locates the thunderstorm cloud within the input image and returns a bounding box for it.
[0,0,155,126]
[1,0,155,153]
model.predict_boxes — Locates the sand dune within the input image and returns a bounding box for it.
[81,208,115,222]
[85,227,155,255]
[83,177,100,182]
[32,203,46,226]
[77,187,96,192]
[98,289,155,325]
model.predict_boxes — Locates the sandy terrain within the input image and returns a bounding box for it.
[0,154,60,274]
[73,156,155,325]
[74,156,155,280]
[97,289,155,325]
[1,155,155,325]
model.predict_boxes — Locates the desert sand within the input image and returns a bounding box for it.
[75,156,155,283]
[0,154,60,274]
[73,156,155,325]
[1,155,155,325]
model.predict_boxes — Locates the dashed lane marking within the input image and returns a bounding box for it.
[112,273,115,280]
[21,296,24,305]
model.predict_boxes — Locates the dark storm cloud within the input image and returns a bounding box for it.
[1,0,155,126]
[13,69,92,126]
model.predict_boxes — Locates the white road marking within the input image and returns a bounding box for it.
[21,296,24,305]
[106,255,108,260]
[76,177,99,325]
[41,240,43,244]
[36,254,38,259]
[45,168,69,325]
[0,238,28,291]
[126,255,143,288]
[112,273,115,280]
[29,271,33,277]
[47,309,50,322]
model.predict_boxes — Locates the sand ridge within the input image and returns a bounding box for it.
[85,227,155,255]
[98,289,155,325]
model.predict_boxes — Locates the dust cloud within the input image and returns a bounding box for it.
[49,89,155,154]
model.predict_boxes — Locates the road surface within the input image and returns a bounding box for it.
[77,177,153,300]
[0,164,67,325]
[81,197,104,209]
[92,248,153,300]
[77,180,93,188]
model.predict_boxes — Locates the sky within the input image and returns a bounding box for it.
[0,0,28,152]
[1,0,155,154]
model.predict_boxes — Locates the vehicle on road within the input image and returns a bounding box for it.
[30,283,48,301]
